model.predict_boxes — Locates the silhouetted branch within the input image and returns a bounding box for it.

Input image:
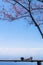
[29,1,43,38]
[1,0,43,38]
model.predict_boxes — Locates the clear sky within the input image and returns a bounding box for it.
[0,0,43,60]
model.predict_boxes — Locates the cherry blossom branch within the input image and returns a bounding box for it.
[1,0,43,38]
[29,1,43,38]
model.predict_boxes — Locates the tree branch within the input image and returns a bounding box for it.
[13,0,29,12]
[4,0,43,38]
[29,1,43,38]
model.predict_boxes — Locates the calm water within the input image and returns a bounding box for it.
[0,62,38,65]
[0,62,43,65]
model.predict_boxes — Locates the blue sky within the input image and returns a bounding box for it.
[0,19,43,60]
[0,0,43,60]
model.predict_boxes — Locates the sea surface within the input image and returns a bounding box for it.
[0,62,42,65]
[0,57,43,65]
